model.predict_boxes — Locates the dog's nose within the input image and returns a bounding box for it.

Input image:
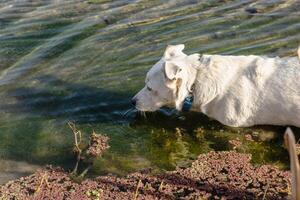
[131,98,136,106]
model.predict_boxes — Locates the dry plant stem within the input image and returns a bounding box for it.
[72,149,82,175]
[262,182,269,200]
[79,164,93,178]
[68,122,82,175]
[284,127,300,200]
[134,179,142,200]
[34,173,48,195]
[158,180,164,191]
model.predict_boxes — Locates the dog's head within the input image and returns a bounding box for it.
[132,44,200,111]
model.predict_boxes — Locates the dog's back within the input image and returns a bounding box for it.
[254,56,300,126]
[196,54,300,127]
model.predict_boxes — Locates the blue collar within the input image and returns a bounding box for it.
[181,54,204,112]
[182,95,193,112]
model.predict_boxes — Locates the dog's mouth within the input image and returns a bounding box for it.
[134,106,157,112]
[133,100,176,113]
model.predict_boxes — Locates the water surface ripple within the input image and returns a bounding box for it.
[0,0,300,184]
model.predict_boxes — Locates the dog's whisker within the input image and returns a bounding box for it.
[141,111,147,119]
[122,107,139,119]
[122,108,135,118]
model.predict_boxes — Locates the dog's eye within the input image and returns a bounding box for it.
[147,86,152,91]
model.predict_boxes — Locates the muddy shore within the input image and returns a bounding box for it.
[0,151,290,200]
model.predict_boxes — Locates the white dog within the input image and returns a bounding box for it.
[132,44,300,127]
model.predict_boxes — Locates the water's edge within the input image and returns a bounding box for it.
[0,0,300,184]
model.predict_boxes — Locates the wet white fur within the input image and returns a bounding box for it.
[133,44,300,127]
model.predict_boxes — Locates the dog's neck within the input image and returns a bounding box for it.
[190,54,225,110]
[186,61,198,92]
[180,60,198,111]
[179,54,235,111]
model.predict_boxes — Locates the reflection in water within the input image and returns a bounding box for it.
[0,159,41,184]
[0,0,300,183]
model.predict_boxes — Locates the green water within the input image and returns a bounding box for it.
[0,0,300,183]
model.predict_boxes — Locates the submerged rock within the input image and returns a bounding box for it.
[245,7,258,14]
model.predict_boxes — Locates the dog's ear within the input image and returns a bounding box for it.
[187,53,201,68]
[164,61,181,80]
[164,44,185,60]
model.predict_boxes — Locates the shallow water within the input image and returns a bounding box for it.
[0,0,300,184]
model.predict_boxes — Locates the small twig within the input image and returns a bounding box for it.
[68,122,83,175]
[158,180,164,191]
[78,164,93,178]
[68,122,82,150]
[262,181,270,200]
[71,154,81,175]
[34,173,48,195]
[287,183,292,196]
[134,179,142,200]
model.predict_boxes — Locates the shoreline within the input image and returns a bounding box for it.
[0,151,290,200]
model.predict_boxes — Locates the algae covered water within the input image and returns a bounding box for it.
[0,0,300,183]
